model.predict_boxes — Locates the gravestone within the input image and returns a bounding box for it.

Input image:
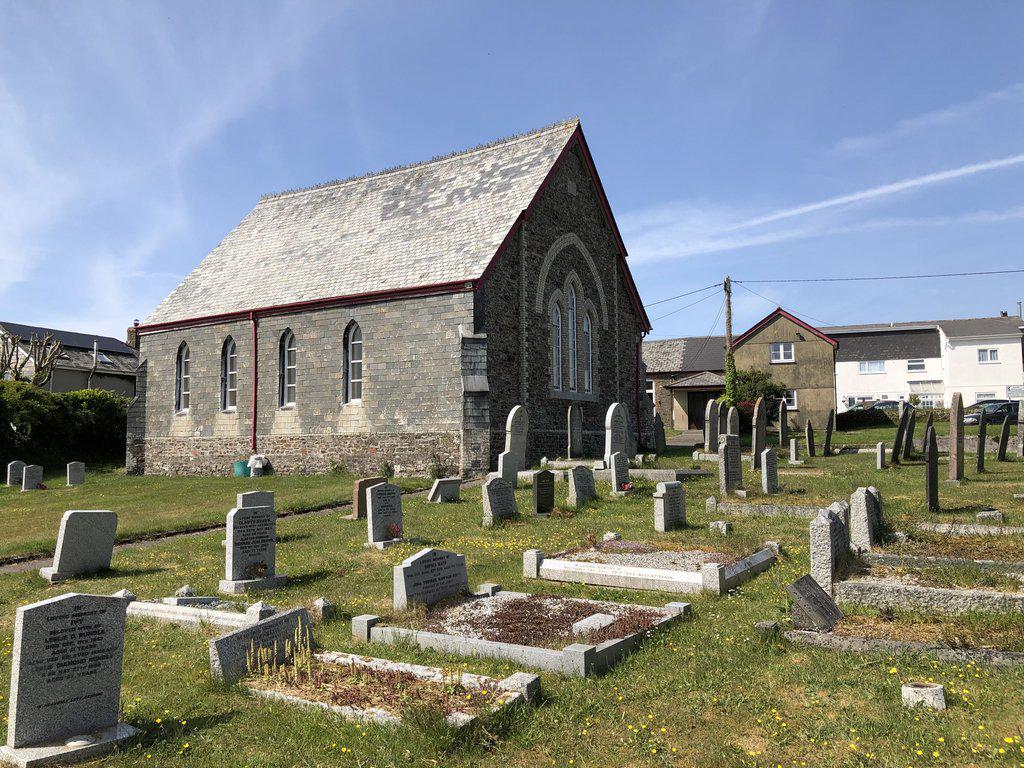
[903,409,917,460]
[751,397,766,469]
[809,507,848,595]
[760,448,779,494]
[393,548,468,611]
[482,476,518,527]
[497,451,519,487]
[823,409,835,456]
[924,425,939,512]
[652,412,666,453]
[1019,398,1024,458]
[805,421,816,457]
[567,404,583,459]
[778,398,788,447]
[221,492,287,592]
[604,402,627,466]
[1,593,138,765]
[6,460,26,487]
[726,406,740,436]
[609,451,630,494]
[21,464,42,492]
[717,434,744,495]
[366,482,405,547]
[427,478,462,503]
[653,481,685,532]
[704,400,719,450]
[718,402,728,439]
[976,414,987,473]
[786,574,843,632]
[789,438,799,464]
[567,465,596,506]
[923,411,934,444]
[208,607,313,683]
[876,442,886,470]
[39,511,118,583]
[505,404,529,467]
[66,462,85,487]
[891,404,910,465]
[849,487,881,552]
[997,414,1011,461]
[949,392,964,481]
[350,477,386,520]
[532,469,555,515]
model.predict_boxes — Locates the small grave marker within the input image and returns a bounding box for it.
[208,607,313,683]
[21,464,42,492]
[66,462,85,487]
[567,465,596,506]
[976,415,987,473]
[786,574,843,632]
[653,481,685,532]
[609,452,629,493]
[997,414,1011,461]
[949,392,964,481]
[823,409,835,456]
[350,477,386,519]
[532,470,555,515]
[924,426,939,512]
[6,460,25,487]
[366,483,405,548]
[876,442,886,470]
[427,478,462,503]
[805,421,816,457]
[482,477,518,527]
[761,448,779,494]
[39,511,118,583]
[393,548,468,611]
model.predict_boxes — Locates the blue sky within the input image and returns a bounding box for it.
[1,1,1022,341]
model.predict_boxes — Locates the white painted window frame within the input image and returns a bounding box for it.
[770,342,795,364]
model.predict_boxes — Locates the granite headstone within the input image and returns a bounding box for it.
[392,548,468,611]
[427,478,462,503]
[949,392,964,481]
[786,575,843,632]
[653,481,685,532]
[6,460,25,487]
[39,511,118,583]
[366,482,404,546]
[482,476,518,527]
[567,465,596,506]
[66,462,85,487]
[532,469,555,515]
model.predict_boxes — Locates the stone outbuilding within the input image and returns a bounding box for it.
[642,336,725,430]
[127,119,651,476]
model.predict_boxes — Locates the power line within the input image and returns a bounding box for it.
[734,281,838,327]
[651,290,720,322]
[734,267,1024,284]
[643,282,722,308]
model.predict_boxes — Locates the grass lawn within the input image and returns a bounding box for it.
[0,465,430,562]
[0,452,1021,767]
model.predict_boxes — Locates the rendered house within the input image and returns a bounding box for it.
[127,119,651,476]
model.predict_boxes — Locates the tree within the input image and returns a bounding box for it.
[732,368,788,420]
[0,333,64,387]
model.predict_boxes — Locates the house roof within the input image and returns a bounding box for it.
[824,315,1024,339]
[666,370,726,389]
[733,308,838,349]
[142,119,650,331]
[0,321,136,356]
[832,328,941,363]
[642,336,726,374]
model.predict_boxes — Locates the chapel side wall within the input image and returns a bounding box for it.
[482,143,647,467]
[128,292,473,476]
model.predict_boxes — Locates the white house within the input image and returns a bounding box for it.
[826,314,1024,410]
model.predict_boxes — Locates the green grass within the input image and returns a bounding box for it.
[0,454,1021,766]
[0,465,430,561]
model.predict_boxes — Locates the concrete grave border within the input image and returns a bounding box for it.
[780,629,1024,668]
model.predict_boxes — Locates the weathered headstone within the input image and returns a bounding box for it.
[997,414,1011,461]
[653,481,685,532]
[809,507,848,594]
[427,478,462,503]
[609,451,629,493]
[652,412,666,454]
[505,404,528,466]
[891,404,910,466]
[717,434,744,496]
[924,425,939,512]
[760,448,779,494]
[366,482,405,547]
[704,400,719,451]
[726,406,740,437]
[39,511,118,583]
[778,398,788,447]
[786,575,843,632]
[393,548,468,611]
[567,465,596,506]
[902,409,917,460]
[604,402,627,466]
[751,397,766,469]
[976,414,987,473]
[823,409,835,456]
[6,460,25,487]
[923,411,934,444]
[1018,398,1024,458]
[876,441,886,470]
[849,487,881,552]
[66,461,85,487]
[221,492,287,592]
[789,438,799,464]
[497,451,519,487]
[532,469,555,515]
[350,477,386,520]
[949,392,964,481]
[718,402,728,439]
[1,593,138,765]
[482,476,518,527]
[21,464,42,492]
[567,404,583,459]
[208,607,313,683]
[805,421,816,457]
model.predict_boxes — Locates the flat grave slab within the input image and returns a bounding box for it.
[127,598,270,631]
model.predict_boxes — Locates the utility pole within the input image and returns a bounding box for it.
[723,276,736,405]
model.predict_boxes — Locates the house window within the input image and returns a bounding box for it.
[978,348,999,363]
[175,343,190,413]
[919,395,939,408]
[976,392,996,401]
[783,389,798,409]
[221,337,237,411]
[278,330,296,407]
[550,304,562,390]
[583,313,593,393]
[907,359,925,372]
[855,396,874,404]
[859,360,885,374]
[770,342,794,363]
[345,322,363,403]
[646,379,655,405]
[567,286,577,390]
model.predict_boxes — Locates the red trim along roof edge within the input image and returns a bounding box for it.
[732,307,839,349]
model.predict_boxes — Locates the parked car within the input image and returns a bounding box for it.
[964,400,1019,425]
[867,400,901,412]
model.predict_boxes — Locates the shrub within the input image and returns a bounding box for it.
[836,408,890,431]
[379,459,395,479]
[427,453,456,480]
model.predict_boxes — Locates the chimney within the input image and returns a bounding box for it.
[126,319,140,350]
[1000,310,1009,318]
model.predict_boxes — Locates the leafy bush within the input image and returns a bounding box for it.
[378,459,395,479]
[836,407,890,431]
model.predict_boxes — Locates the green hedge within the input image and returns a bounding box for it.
[0,381,129,468]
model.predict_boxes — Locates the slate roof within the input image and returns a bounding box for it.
[0,321,135,355]
[642,336,725,374]
[144,119,582,326]
[667,371,726,389]
[833,328,941,363]
[824,316,1024,338]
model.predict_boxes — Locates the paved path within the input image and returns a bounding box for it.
[667,430,703,450]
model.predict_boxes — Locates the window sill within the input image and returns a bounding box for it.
[769,360,795,365]
[174,410,190,417]
[548,389,598,402]
[858,372,885,375]
[978,361,1000,365]
[279,405,296,411]
[343,400,363,407]
[221,408,238,415]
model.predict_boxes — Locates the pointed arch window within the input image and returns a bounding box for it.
[550,304,563,391]
[344,322,363,403]
[175,343,190,413]
[221,337,238,411]
[583,312,594,393]
[567,285,578,390]
[278,330,296,407]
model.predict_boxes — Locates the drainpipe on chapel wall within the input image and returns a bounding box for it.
[635,337,642,449]
[250,312,258,453]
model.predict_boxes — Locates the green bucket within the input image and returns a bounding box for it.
[233,460,250,478]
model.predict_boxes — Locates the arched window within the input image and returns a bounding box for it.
[583,312,593,393]
[550,304,563,391]
[344,322,363,403]
[567,285,577,390]
[221,337,237,411]
[278,330,296,407]
[175,342,190,413]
